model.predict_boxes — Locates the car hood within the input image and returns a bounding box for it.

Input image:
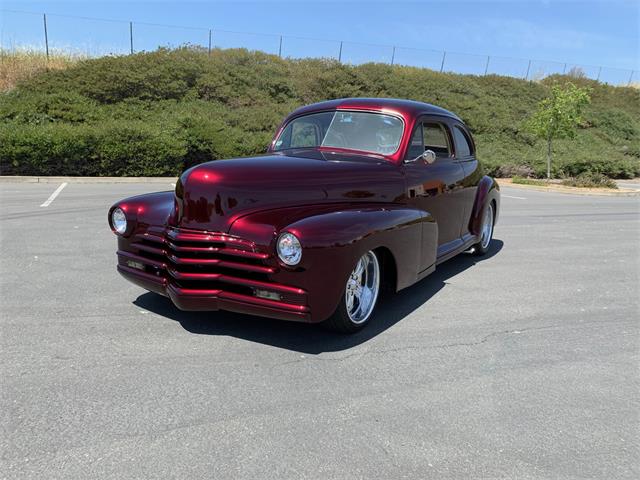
[173,149,404,232]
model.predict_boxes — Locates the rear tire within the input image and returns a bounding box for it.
[322,250,381,333]
[472,201,495,256]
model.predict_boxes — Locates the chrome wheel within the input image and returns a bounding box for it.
[480,203,494,249]
[345,251,380,324]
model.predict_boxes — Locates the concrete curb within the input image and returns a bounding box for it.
[497,179,640,197]
[0,176,177,184]
[2,176,638,196]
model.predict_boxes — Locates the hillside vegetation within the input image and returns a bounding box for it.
[1,47,638,178]
[0,50,84,92]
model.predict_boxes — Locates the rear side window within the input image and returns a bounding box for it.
[405,122,452,160]
[453,126,473,157]
[423,123,451,157]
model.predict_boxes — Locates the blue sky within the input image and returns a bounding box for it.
[1,1,638,83]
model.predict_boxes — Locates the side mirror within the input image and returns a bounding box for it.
[421,149,437,164]
[404,149,437,165]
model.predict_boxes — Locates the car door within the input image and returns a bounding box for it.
[449,122,482,239]
[403,117,466,267]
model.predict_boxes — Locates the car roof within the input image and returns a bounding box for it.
[287,97,462,122]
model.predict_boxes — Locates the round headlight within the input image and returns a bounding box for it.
[277,232,302,266]
[111,207,127,235]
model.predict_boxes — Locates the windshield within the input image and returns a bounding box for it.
[273,111,404,156]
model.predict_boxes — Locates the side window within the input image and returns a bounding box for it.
[406,124,424,159]
[423,123,451,158]
[453,126,473,157]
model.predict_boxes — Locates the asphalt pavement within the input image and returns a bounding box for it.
[1,181,638,479]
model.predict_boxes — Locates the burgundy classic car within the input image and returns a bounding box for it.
[109,98,499,332]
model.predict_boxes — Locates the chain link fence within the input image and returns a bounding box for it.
[1,8,637,86]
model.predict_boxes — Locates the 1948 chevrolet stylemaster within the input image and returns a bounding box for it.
[109,98,500,332]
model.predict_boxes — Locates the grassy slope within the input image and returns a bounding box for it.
[1,48,638,177]
[0,50,83,92]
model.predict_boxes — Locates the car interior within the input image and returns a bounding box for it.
[406,122,452,159]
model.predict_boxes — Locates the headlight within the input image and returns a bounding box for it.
[277,232,302,266]
[111,207,127,235]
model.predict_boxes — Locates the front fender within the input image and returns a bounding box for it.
[231,204,434,322]
[108,191,175,238]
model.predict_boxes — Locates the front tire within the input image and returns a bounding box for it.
[473,201,495,256]
[322,250,381,333]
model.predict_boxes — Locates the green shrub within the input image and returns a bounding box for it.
[21,48,206,103]
[0,90,98,124]
[94,122,187,176]
[561,173,618,189]
[1,47,639,177]
[0,121,187,176]
[557,156,639,179]
[589,108,638,141]
[0,123,97,175]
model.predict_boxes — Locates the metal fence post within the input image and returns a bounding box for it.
[629,70,635,87]
[596,66,602,81]
[525,59,531,80]
[278,35,282,58]
[338,41,343,63]
[43,14,49,60]
[129,21,134,54]
[208,29,212,55]
[439,51,446,73]
[390,46,395,66]
[484,55,490,75]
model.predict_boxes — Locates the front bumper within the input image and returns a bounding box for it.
[117,226,311,322]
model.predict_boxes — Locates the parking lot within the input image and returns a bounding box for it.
[1,180,638,479]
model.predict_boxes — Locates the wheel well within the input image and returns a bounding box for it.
[374,247,398,295]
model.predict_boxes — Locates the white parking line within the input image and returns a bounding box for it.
[40,182,68,207]
[502,194,527,200]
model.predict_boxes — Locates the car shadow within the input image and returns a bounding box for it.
[134,239,503,354]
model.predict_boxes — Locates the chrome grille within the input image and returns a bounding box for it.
[119,227,307,310]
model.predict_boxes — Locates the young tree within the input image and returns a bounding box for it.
[528,82,591,179]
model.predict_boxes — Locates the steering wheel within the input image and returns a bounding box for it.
[376,131,396,154]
